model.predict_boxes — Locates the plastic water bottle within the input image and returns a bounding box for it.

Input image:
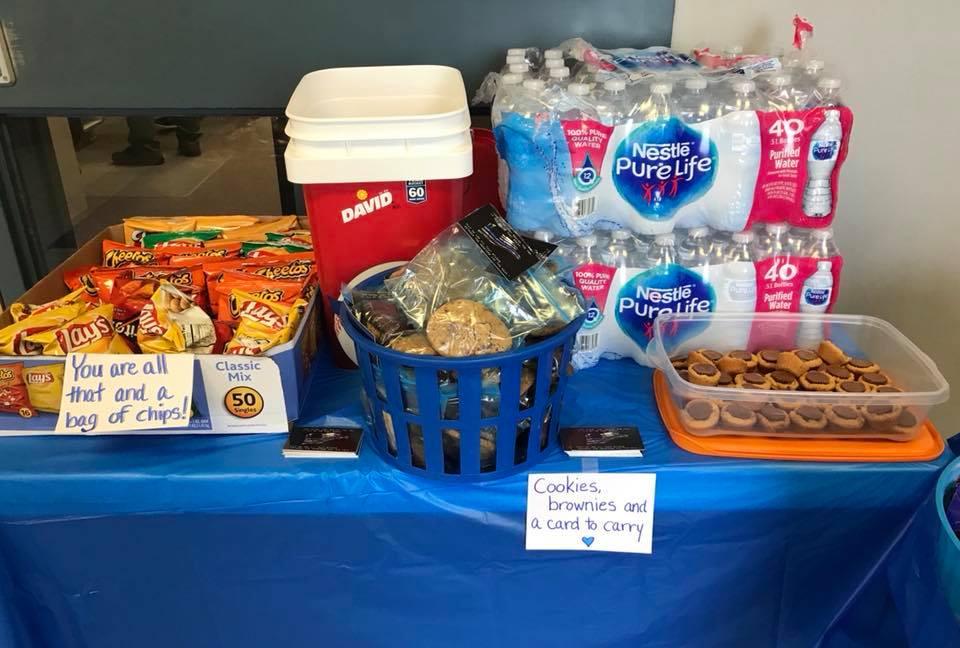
[722,231,757,312]
[563,82,594,110]
[597,79,628,126]
[506,54,527,67]
[725,78,760,112]
[508,63,530,77]
[676,77,712,123]
[543,49,563,63]
[708,233,729,266]
[547,66,571,90]
[543,58,565,76]
[808,77,842,108]
[755,222,791,259]
[493,73,524,207]
[800,260,833,312]
[787,227,811,256]
[645,233,678,267]
[633,81,674,121]
[571,233,601,267]
[603,229,635,268]
[764,74,796,111]
[678,226,712,267]
[802,109,843,217]
[507,48,529,58]
[806,228,841,259]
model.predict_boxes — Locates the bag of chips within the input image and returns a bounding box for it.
[193,215,261,232]
[242,242,312,257]
[0,302,91,355]
[210,270,310,321]
[123,216,198,245]
[223,290,307,355]
[23,363,64,413]
[219,216,299,241]
[63,266,102,304]
[142,230,221,248]
[242,255,315,282]
[108,276,162,345]
[0,363,35,417]
[164,242,242,264]
[10,287,89,322]
[102,241,168,268]
[265,230,312,247]
[26,304,119,355]
[138,283,216,354]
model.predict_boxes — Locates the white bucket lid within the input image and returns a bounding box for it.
[284,65,473,184]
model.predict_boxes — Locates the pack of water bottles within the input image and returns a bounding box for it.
[491,41,853,237]
[532,223,842,369]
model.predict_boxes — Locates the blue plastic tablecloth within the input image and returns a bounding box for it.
[0,357,949,648]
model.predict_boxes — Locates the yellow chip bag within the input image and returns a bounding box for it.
[10,287,90,323]
[138,283,216,354]
[224,290,307,355]
[23,363,65,413]
[219,216,299,241]
[26,304,117,356]
[0,303,91,355]
[123,217,198,245]
[193,215,261,232]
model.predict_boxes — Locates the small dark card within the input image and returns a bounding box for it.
[522,235,559,261]
[459,204,547,280]
[284,426,363,458]
[561,426,644,457]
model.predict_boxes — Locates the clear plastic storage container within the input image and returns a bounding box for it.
[649,313,949,440]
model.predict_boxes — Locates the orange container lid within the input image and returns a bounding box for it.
[654,371,945,462]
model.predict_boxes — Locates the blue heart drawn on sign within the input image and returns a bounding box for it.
[615,264,716,352]
[581,536,595,547]
[612,117,717,221]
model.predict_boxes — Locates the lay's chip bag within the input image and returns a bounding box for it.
[11,287,89,323]
[123,216,198,245]
[138,283,216,354]
[26,304,118,355]
[224,290,307,355]
[23,363,64,413]
[0,302,90,355]
[0,363,35,417]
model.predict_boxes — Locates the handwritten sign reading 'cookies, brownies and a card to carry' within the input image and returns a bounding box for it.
[55,353,194,434]
[525,473,656,554]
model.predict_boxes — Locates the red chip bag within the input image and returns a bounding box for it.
[63,266,101,304]
[0,362,36,418]
[165,242,242,265]
[102,241,168,268]
[211,271,308,322]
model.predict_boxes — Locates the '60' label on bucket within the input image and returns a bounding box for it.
[405,181,427,204]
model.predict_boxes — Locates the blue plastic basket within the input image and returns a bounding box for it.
[936,456,960,619]
[341,281,583,481]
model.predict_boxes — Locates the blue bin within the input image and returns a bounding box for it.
[341,280,583,480]
[936,456,960,619]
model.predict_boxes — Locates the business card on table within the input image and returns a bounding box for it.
[561,426,644,457]
[283,426,363,459]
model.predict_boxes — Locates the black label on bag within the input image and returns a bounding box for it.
[459,204,547,280]
[561,426,644,453]
[286,426,363,454]
[522,235,558,261]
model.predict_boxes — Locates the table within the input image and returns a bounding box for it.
[0,356,949,648]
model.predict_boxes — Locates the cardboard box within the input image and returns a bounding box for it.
[0,219,319,435]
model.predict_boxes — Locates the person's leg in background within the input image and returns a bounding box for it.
[112,116,164,166]
[174,117,203,157]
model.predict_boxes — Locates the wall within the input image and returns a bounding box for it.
[672,1,960,432]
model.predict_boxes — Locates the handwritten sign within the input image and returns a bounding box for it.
[55,353,195,434]
[525,473,656,554]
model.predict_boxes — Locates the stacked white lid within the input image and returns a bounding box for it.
[284,65,473,183]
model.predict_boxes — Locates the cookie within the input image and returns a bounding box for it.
[790,405,827,430]
[671,355,688,370]
[717,371,734,387]
[836,380,868,394]
[734,372,771,390]
[863,404,902,428]
[757,404,789,431]
[388,332,437,355]
[798,370,836,391]
[818,340,849,366]
[893,409,919,435]
[768,370,799,391]
[859,372,892,389]
[774,397,806,411]
[824,364,853,382]
[728,350,758,370]
[718,354,749,375]
[681,399,720,429]
[688,362,722,386]
[794,349,823,370]
[687,349,723,366]
[826,405,864,430]
[875,385,902,393]
[846,357,880,375]
[426,299,512,357]
[720,403,757,429]
[757,349,781,371]
[776,351,807,378]
[679,369,690,382]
